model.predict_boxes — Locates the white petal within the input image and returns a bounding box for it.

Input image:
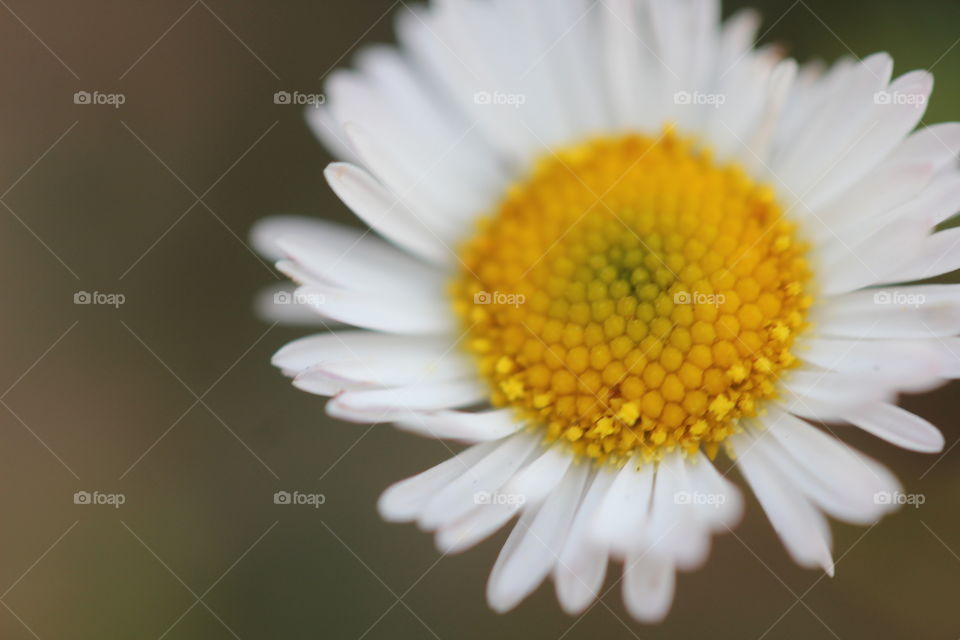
[732,434,835,575]
[886,122,960,171]
[273,331,438,372]
[325,380,487,419]
[295,283,455,335]
[818,217,929,295]
[531,0,610,136]
[273,225,443,296]
[601,0,660,131]
[779,369,892,409]
[418,433,540,530]
[342,122,475,233]
[759,412,901,524]
[816,285,960,339]
[278,333,471,389]
[804,70,932,208]
[394,2,538,165]
[590,456,654,554]
[312,349,472,388]
[718,8,761,66]
[805,162,932,247]
[394,409,523,442]
[706,50,775,160]
[435,500,522,555]
[250,215,328,261]
[644,455,709,569]
[478,0,578,147]
[774,56,838,151]
[799,337,950,380]
[891,172,960,228]
[290,368,372,397]
[255,283,338,327]
[934,337,960,377]
[305,103,360,162]
[773,394,851,423]
[554,467,614,616]
[771,53,892,197]
[487,464,588,613]
[743,58,797,169]
[324,162,452,265]
[622,551,675,624]
[354,45,508,192]
[838,403,945,453]
[894,227,960,282]
[326,69,493,218]
[275,259,316,286]
[501,443,574,507]
[378,441,499,522]
[685,453,744,531]
[834,172,960,255]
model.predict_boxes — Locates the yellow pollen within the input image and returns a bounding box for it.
[495,356,515,374]
[499,376,525,401]
[616,401,640,426]
[727,364,748,383]
[709,394,735,419]
[771,322,790,342]
[452,131,812,465]
[532,393,552,409]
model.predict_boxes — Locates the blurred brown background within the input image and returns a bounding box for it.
[0,1,957,638]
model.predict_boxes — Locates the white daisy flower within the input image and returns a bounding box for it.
[253,0,957,623]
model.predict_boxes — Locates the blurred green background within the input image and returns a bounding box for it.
[1,0,958,638]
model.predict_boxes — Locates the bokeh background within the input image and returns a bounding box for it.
[1,1,958,638]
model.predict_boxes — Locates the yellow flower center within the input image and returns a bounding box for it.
[452,131,813,464]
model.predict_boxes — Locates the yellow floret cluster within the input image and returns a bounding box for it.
[452,130,813,465]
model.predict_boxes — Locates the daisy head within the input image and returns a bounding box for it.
[253,0,956,624]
